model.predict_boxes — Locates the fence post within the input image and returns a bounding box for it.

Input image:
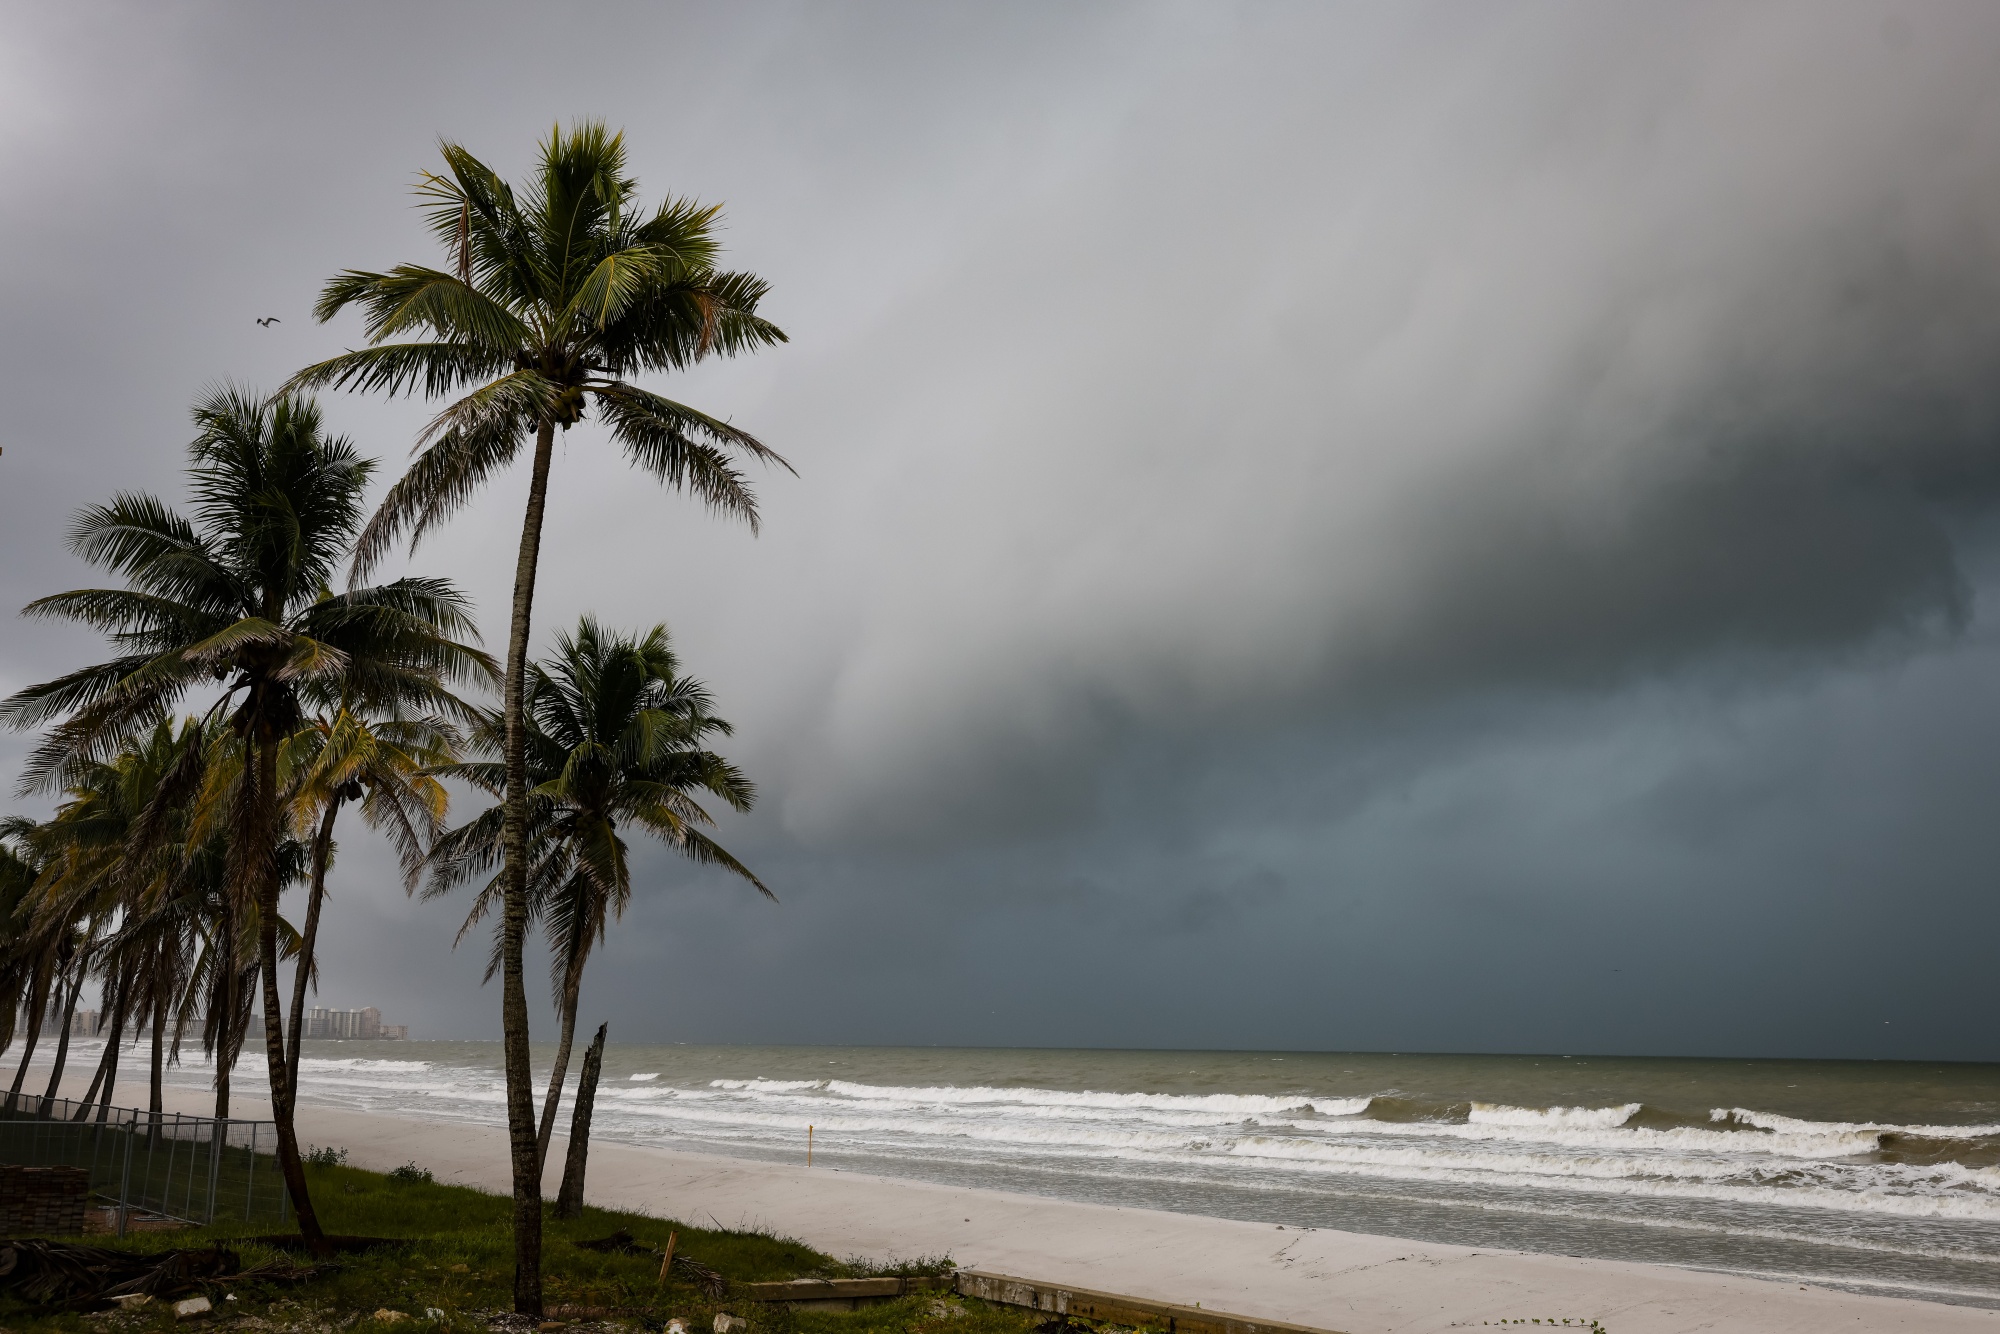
[116,1118,134,1238]
[206,1119,225,1224]
[244,1123,256,1222]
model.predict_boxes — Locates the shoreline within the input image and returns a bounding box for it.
[84,1077,1994,1334]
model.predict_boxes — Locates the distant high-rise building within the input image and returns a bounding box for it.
[299,1006,408,1039]
[23,1009,104,1039]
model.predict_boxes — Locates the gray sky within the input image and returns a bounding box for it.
[4,1,2000,1059]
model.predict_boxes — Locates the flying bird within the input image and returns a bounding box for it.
[256,316,281,327]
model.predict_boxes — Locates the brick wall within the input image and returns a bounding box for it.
[0,1165,87,1236]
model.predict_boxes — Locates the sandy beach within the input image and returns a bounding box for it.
[93,1075,1989,1334]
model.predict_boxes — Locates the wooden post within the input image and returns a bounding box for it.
[658,1230,677,1283]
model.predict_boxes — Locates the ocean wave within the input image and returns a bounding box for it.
[708,1077,1372,1118]
[629,1073,660,1081]
[1716,1107,2000,1141]
[1469,1102,1640,1129]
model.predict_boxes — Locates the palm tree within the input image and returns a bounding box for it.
[279,706,455,1095]
[288,122,787,1311]
[424,617,768,1177]
[0,818,56,1110]
[0,387,491,1247]
[27,723,187,1122]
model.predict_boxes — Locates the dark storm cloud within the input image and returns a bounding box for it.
[3,1,2000,1055]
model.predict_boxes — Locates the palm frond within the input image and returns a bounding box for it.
[286,342,512,400]
[348,403,532,580]
[593,383,793,531]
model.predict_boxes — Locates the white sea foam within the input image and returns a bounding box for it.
[629,1073,660,1081]
[1714,1107,2000,1141]
[1468,1102,1639,1129]
[711,1077,1370,1119]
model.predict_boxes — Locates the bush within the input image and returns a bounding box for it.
[388,1161,434,1185]
[304,1145,349,1168]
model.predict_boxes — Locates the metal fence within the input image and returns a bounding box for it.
[0,1095,288,1233]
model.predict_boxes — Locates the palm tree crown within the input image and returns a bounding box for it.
[1,388,488,787]
[290,121,791,576]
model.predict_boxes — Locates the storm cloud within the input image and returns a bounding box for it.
[3,1,2000,1057]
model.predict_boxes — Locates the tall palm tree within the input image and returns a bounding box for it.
[289,122,787,1311]
[279,706,455,1094]
[0,387,490,1247]
[424,617,768,1176]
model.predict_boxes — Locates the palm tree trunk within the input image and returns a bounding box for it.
[149,983,166,1138]
[501,417,558,1315]
[39,960,88,1113]
[287,798,340,1098]
[72,973,121,1119]
[534,953,585,1177]
[7,961,51,1110]
[93,981,130,1122]
[553,1022,607,1219]
[213,902,234,1121]
[247,725,327,1248]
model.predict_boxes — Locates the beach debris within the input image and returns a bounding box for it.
[428,1308,447,1319]
[174,1296,213,1319]
[673,1255,728,1298]
[0,1239,243,1310]
[575,1228,652,1255]
[373,1310,412,1324]
[714,1314,747,1334]
[665,1320,688,1334]
[570,1230,722,1297]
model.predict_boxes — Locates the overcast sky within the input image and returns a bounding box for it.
[4,1,2000,1060]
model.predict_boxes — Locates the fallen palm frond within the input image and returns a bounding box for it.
[0,1238,240,1309]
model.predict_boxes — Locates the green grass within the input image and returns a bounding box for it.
[0,1158,1034,1334]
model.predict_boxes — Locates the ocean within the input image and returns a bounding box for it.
[97,1041,2000,1307]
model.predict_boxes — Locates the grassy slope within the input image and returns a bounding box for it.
[0,1159,1041,1334]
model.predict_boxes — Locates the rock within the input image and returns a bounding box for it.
[426,1310,447,1321]
[928,1302,967,1320]
[174,1297,213,1320]
[373,1312,412,1324]
[111,1294,153,1308]
[714,1316,747,1334]
[665,1322,688,1334]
